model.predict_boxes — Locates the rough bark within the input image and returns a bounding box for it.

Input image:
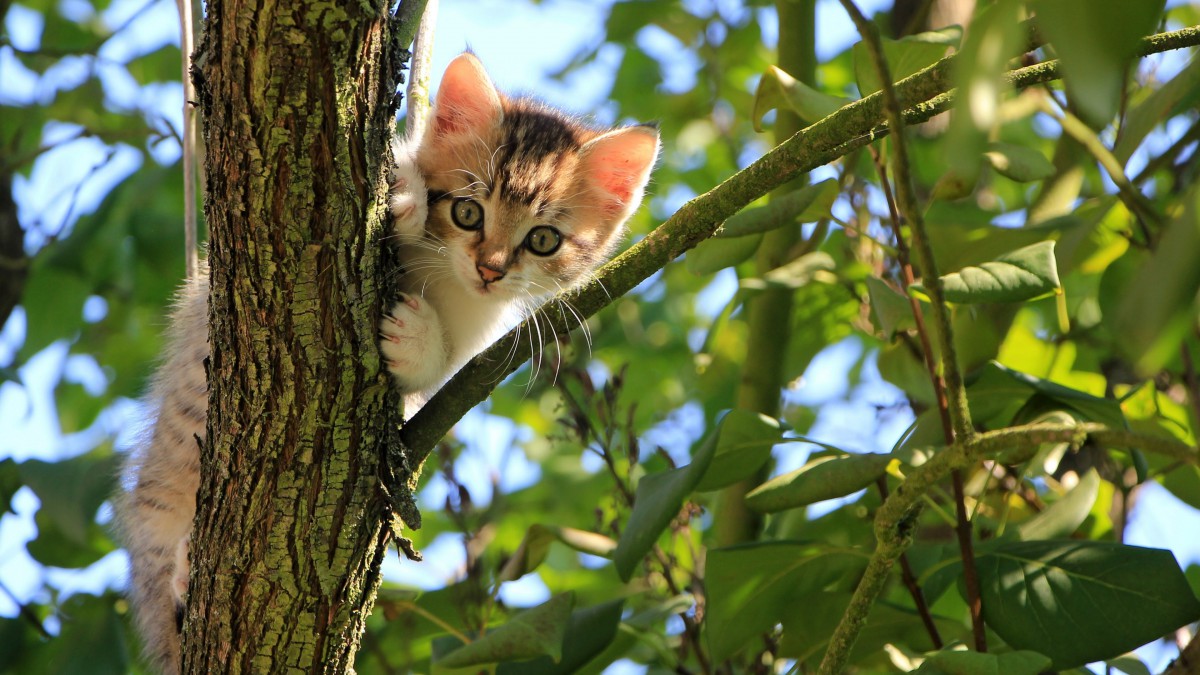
[185,1,414,672]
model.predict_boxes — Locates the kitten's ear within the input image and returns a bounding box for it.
[429,53,502,140]
[578,125,660,223]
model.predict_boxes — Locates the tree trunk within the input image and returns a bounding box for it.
[185,1,416,671]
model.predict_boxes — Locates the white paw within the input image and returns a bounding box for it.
[380,292,447,394]
[390,141,428,238]
[172,536,189,603]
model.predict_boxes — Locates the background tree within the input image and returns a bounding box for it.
[3,1,1200,674]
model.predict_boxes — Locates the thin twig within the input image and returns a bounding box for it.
[875,478,942,649]
[404,0,437,140]
[175,0,198,279]
[837,0,984,657]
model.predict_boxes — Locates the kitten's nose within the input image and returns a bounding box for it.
[477,265,505,284]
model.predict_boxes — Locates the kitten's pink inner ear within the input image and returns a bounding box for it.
[581,127,660,219]
[431,54,502,137]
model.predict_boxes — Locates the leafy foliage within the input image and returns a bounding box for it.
[3,0,1200,673]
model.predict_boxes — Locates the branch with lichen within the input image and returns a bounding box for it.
[393,24,1200,470]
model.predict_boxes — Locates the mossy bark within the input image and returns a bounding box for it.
[185,0,413,672]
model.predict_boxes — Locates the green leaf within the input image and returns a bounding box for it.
[613,425,718,581]
[946,0,1025,184]
[977,540,1200,668]
[866,276,915,338]
[1114,55,1200,163]
[705,542,865,662]
[19,446,119,545]
[498,525,617,583]
[17,268,93,360]
[740,252,835,292]
[778,590,955,663]
[694,410,785,492]
[935,241,1061,304]
[745,453,891,513]
[0,459,21,516]
[915,649,1052,675]
[716,179,837,238]
[125,45,183,85]
[686,233,761,276]
[1033,0,1167,126]
[437,593,575,668]
[752,65,852,131]
[495,600,624,675]
[40,593,129,675]
[984,142,1056,182]
[1114,184,1200,374]
[1016,469,1100,540]
[26,507,114,568]
[852,28,956,97]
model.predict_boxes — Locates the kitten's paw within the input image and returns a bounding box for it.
[380,292,447,394]
[389,144,428,238]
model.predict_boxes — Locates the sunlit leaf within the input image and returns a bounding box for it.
[716,179,837,238]
[1016,469,1100,540]
[686,233,761,276]
[984,142,1056,182]
[437,593,575,668]
[745,452,891,513]
[915,649,1052,675]
[694,409,785,492]
[752,65,852,131]
[977,540,1200,668]
[932,241,1061,304]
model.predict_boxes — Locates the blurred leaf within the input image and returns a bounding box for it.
[706,542,865,662]
[0,459,21,516]
[753,65,851,131]
[745,452,891,513]
[778,590,955,664]
[498,525,616,583]
[1034,0,1167,126]
[985,142,1056,182]
[26,507,114,568]
[613,421,718,581]
[977,540,1200,668]
[495,599,623,675]
[18,446,118,545]
[866,276,915,338]
[1114,55,1200,163]
[852,28,956,97]
[694,409,785,492]
[946,0,1024,184]
[915,649,1052,675]
[686,233,761,275]
[126,45,184,85]
[927,241,1060,304]
[1016,469,1100,540]
[17,266,91,360]
[1114,184,1200,374]
[37,593,129,675]
[740,252,835,292]
[437,593,574,668]
[716,179,837,238]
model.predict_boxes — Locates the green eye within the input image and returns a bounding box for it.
[525,226,562,256]
[451,198,483,230]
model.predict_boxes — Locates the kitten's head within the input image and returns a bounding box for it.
[414,53,659,301]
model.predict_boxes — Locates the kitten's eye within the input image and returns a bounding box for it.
[451,198,483,230]
[525,226,562,256]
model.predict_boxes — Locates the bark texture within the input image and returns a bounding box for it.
[186,1,413,671]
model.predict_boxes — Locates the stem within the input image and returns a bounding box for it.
[403,0,437,140]
[876,478,942,649]
[838,0,985,653]
[395,25,1200,472]
[175,0,198,279]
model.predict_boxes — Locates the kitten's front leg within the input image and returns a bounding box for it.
[380,291,448,395]
[389,137,428,238]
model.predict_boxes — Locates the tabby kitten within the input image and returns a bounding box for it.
[118,52,659,674]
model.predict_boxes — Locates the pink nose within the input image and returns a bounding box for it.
[477,265,505,283]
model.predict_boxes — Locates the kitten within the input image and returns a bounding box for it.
[118,52,658,675]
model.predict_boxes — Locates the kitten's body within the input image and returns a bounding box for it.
[118,53,658,674]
